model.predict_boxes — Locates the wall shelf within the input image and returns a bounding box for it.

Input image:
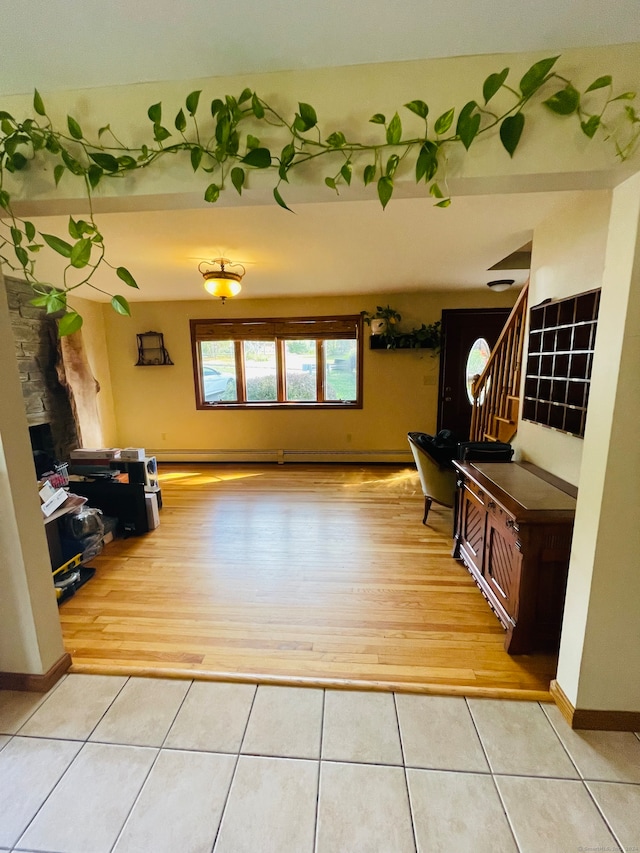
[522,289,600,438]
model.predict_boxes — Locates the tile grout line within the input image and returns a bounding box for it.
[208,682,259,853]
[10,735,87,850]
[107,678,196,853]
[393,692,419,853]
[581,779,628,852]
[538,700,588,782]
[312,689,325,853]
[5,672,69,740]
[465,696,523,853]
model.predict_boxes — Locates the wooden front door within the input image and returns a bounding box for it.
[437,308,511,440]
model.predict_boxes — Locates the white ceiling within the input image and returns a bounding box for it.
[2,2,638,302]
[1,0,639,96]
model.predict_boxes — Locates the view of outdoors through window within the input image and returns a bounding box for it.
[199,337,358,404]
[465,337,491,404]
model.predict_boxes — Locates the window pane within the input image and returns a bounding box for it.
[325,339,357,401]
[244,340,277,401]
[284,340,317,401]
[200,340,237,402]
[465,337,491,404]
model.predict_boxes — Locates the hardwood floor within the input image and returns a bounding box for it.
[60,463,557,699]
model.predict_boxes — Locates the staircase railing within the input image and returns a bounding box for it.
[469,281,529,443]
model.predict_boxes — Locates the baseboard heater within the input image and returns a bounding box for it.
[150,449,413,464]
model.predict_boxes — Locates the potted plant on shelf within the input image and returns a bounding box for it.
[361,305,402,338]
[362,308,441,351]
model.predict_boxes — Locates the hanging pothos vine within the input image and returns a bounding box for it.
[0,54,638,334]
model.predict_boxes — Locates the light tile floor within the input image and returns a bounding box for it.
[1,674,639,853]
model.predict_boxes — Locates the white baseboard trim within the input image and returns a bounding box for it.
[149,449,413,465]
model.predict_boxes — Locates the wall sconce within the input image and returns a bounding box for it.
[199,257,245,302]
[135,331,174,366]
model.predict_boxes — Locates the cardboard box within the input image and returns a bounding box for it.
[121,448,145,461]
[70,448,121,460]
[145,492,160,529]
[41,488,68,517]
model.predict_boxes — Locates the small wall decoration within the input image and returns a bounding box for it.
[135,331,174,366]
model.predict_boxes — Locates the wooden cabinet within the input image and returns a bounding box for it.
[452,461,576,654]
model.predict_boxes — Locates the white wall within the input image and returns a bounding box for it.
[514,190,612,486]
[556,172,640,712]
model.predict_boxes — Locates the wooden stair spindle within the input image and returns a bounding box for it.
[470,281,529,444]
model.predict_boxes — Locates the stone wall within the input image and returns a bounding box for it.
[5,276,79,460]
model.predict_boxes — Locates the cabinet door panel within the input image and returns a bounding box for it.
[459,489,486,576]
[485,517,521,623]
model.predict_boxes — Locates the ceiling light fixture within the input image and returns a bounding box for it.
[199,257,245,302]
[487,279,515,293]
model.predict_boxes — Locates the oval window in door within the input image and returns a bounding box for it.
[465,337,491,404]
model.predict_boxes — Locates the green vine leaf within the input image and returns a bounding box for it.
[519,56,559,96]
[110,295,131,316]
[238,88,252,105]
[434,108,455,135]
[386,113,402,145]
[54,164,65,186]
[295,102,317,131]
[500,112,525,157]
[175,108,187,132]
[385,154,399,177]
[369,113,386,125]
[242,147,272,168]
[252,94,265,119]
[153,123,171,143]
[116,266,139,289]
[273,186,293,212]
[363,163,376,185]
[483,68,509,104]
[70,238,92,269]
[544,85,580,115]
[186,90,201,116]
[210,98,224,118]
[67,116,83,140]
[611,92,636,101]
[586,76,612,93]
[416,141,438,183]
[340,162,352,185]
[377,176,393,209]
[87,164,103,188]
[204,183,220,203]
[581,115,601,138]
[61,150,83,175]
[404,100,429,119]
[147,102,162,123]
[326,131,346,148]
[33,89,46,116]
[42,233,73,258]
[231,166,245,195]
[190,147,203,171]
[246,134,260,150]
[89,152,119,172]
[25,221,36,242]
[325,176,337,192]
[456,100,480,150]
[58,311,83,336]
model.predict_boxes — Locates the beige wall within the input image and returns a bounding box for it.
[0,271,66,675]
[556,172,640,711]
[100,289,517,459]
[514,190,612,486]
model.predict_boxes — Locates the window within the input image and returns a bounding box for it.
[190,315,363,409]
[465,337,491,404]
